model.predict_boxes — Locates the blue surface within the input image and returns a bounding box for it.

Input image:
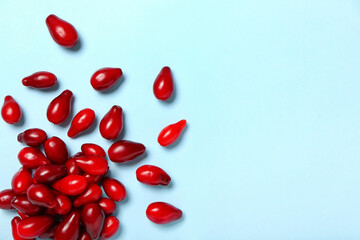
[1,0,360,239]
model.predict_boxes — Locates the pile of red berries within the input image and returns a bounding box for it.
[0,14,187,240]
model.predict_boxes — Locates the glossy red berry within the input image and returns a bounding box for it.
[100,216,120,239]
[11,167,33,195]
[26,184,57,208]
[108,140,145,163]
[98,198,116,215]
[158,119,187,146]
[44,137,69,164]
[0,189,16,209]
[52,175,87,196]
[47,90,73,124]
[34,165,67,184]
[136,165,171,186]
[12,217,35,240]
[75,155,108,175]
[22,71,57,89]
[102,178,126,202]
[153,66,174,101]
[91,68,123,91]
[146,202,182,224]
[68,108,95,138]
[17,215,55,238]
[65,152,84,175]
[1,95,22,124]
[52,191,72,215]
[11,196,43,216]
[73,183,102,208]
[17,128,47,147]
[46,14,78,48]
[81,143,106,158]
[18,147,50,169]
[81,203,105,240]
[99,105,123,140]
[54,210,80,240]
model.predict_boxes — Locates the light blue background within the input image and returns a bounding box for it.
[1,0,360,239]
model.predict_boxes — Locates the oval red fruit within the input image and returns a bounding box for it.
[81,143,106,158]
[0,189,16,209]
[34,165,67,184]
[46,14,78,48]
[22,71,57,89]
[158,119,187,147]
[11,196,43,216]
[81,203,105,240]
[65,152,84,175]
[75,155,108,175]
[44,137,69,164]
[18,147,50,169]
[11,167,33,195]
[91,67,123,91]
[68,108,95,138]
[54,210,80,240]
[52,175,87,196]
[17,215,55,238]
[73,183,102,208]
[136,165,171,186]
[153,66,174,101]
[12,217,35,240]
[146,202,182,224]
[17,128,47,147]
[98,198,116,215]
[52,191,72,215]
[47,89,73,124]
[99,105,123,140]
[1,95,22,124]
[108,140,145,163]
[100,216,120,239]
[26,184,57,208]
[102,178,126,202]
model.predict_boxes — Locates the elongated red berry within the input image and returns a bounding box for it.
[73,183,102,208]
[158,119,187,146]
[99,105,123,140]
[98,198,116,215]
[102,178,126,202]
[81,203,105,240]
[108,140,145,163]
[68,108,95,138]
[65,152,84,175]
[0,189,16,209]
[12,217,35,240]
[11,196,43,216]
[17,215,55,238]
[146,202,182,224]
[18,147,50,169]
[44,137,69,164]
[17,128,47,147]
[52,175,87,196]
[46,14,78,48]
[153,66,174,101]
[75,155,108,175]
[91,68,123,91]
[12,167,33,195]
[1,95,22,124]
[54,210,80,240]
[34,165,67,184]
[52,191,72,215]
[47,90,73,124]
[136,165,171,186]
[22,71,57,89]
[81,143,106,158]
[100,216,120,239]
[26,184,57,208]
